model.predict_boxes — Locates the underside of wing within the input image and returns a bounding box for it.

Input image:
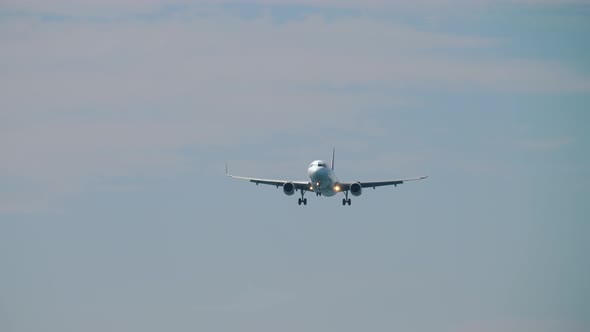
[340,176,428,190]
[226,174,311,191]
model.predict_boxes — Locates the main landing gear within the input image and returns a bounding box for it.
[298,190,308,206]
[342,191,352,206]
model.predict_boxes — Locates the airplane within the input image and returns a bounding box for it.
[226,148,427,206]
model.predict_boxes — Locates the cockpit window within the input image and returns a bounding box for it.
[310,161,327,167]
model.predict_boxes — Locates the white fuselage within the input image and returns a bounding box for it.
[307,160,340,197]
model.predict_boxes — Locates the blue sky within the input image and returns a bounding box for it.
[1,1,589,331]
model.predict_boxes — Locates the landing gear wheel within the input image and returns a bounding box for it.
[342,199,352,205]
[298,191,308,206]
[342,192,352,206]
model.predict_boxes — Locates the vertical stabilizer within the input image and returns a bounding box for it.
[331,147,335,170]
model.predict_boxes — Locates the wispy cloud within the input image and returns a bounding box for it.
[4,0,589,13]
[452,318,589,332]
[518,136,575,150]
[1,3,588,213]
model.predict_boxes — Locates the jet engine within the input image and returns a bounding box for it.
[283,182,295,196]
[350,182,362,196]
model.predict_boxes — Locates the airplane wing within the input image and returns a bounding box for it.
[226,165,312,191]
[340,176,428,190]
[227,174,311,190]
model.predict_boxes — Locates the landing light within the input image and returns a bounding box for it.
[334,185,341,192]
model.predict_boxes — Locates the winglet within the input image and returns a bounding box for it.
[225,162,229,176]
[331,147,335,170]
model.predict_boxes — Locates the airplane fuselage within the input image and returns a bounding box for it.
[307,160,340,197]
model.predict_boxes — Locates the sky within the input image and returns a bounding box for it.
[1,1,589,331]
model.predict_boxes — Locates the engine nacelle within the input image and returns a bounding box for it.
[350,182,362,196]
[283,182,295,196]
